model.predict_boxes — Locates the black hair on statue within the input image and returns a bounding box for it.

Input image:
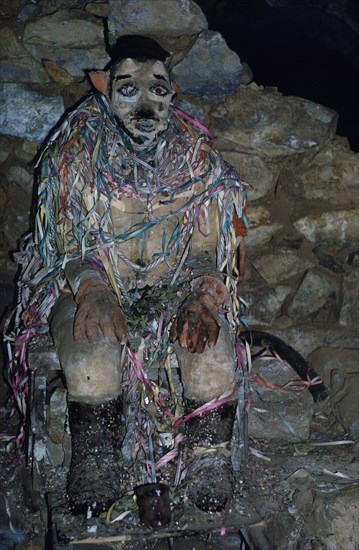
[109,35,170,66]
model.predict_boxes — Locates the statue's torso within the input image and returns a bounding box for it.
[45,94,229,290]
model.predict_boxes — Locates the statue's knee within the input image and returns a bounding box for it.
[175,321,236,403]
[50,293,124,403]
[63,342,123,402]
[50,293,77,337]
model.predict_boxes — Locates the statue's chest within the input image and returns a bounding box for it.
[109,178,218,281]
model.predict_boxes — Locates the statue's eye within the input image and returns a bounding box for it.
[150,85,170,97]
[118,84,137,97]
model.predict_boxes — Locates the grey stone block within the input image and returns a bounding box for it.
[248,357,314,441]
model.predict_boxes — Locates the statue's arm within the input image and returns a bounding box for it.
[64,257,105,295]
[42,131,127,343]
[170,152,245,353]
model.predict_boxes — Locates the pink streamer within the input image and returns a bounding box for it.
[173,385,238,428]
[170,105,214,139]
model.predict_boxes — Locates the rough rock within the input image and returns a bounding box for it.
[45,439,65,467]
[245,206,282,248]
[252,248,314,285]
[270,325,359,357]
[173,98,206,123]
[287,268,340,320]
[85,2,110,18]
[0,27,45,82]
[221,151,278,200]
[23,10,109,76]
[48,387,67,447]
[339,269,359,328]
[171,30,242,98]
[308,347,359,439]
[1,186,32,249]
[6,165,33,191]
[0,83,64,142]
[210,84,338,158]
[313,245,345,274]
[158,35,200,69]
[248,357,314,441]
[347,250,359,267]
[40,0,89,15]
[107,0,207,42]
[0,0,27,19]
[16,140,39,164]
[0,135,21,158]
[300,142,359,205]
[0,151,9,164]
[240,280,291,325]
[294,208,359,246]
[240,61,253,85]
[293,484,359,550]
[17,2,39,23]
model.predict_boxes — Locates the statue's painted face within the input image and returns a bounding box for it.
[110,58,173,147]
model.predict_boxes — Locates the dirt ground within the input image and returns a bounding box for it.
[0,383,358,550]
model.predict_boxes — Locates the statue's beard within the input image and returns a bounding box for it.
[115,115,168,148]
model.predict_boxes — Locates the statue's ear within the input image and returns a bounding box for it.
[87,70,110,94]
[172,83,181,97]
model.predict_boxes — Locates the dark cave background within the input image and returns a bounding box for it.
[196,0,359,152]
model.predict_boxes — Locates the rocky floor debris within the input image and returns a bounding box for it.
[1,385,358,549]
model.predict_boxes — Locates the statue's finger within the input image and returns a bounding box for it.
[188,320,201,353]
[86,315,102,343]
[113,315,128,343]
[206,318,220,348]
[175,310,187,336]
[195,323,207,353]
[169,317,177,342]
[100,319,117,341]
[73,307,88,341]
[178,320,189,348]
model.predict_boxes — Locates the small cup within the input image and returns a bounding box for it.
[135,483,171,529]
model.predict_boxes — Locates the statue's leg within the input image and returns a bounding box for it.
[50,293,127,515]
[175,318,238,512]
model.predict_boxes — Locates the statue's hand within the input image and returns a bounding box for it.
[74,280,127,344]
[170,276,229,354]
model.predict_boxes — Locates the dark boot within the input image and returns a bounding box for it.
[67,396,128,516]
[184,399,237,512]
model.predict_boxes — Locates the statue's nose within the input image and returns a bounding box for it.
[134,106,156,119]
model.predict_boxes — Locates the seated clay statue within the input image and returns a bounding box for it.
[9,35,248,516]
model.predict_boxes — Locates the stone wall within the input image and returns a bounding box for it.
[0,0,358,436]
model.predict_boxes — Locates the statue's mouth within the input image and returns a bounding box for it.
[133,118,159,132]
